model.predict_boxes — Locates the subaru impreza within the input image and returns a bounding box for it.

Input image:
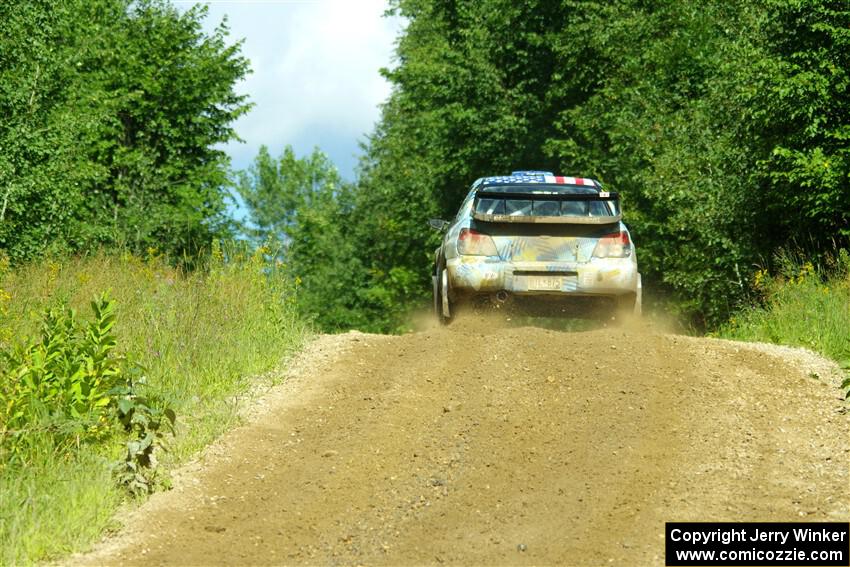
[431,171,641,323]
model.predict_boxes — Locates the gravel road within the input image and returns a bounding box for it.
[75,317,849,566]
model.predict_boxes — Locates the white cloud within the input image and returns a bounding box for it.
[192,0,401,179]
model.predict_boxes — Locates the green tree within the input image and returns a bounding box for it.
[88,0,251,257]
[543,1,767,324]
[350,0,572,330]
[0,0,105,260]
[232,0,848,332]
[743,0,850,242]
[345,0,850,330]
[0,0,250,262]
[237,146,367,330]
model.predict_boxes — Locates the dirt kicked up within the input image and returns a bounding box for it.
[75,317,849,566]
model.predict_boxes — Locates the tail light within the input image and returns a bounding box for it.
[592,231,632,258]
[458,228,498,256]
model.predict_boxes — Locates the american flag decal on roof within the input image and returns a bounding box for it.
[482,173,600,187]
[543,175,596,186]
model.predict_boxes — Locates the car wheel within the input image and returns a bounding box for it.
[432,269,441,318]
[612,292,640,320]
[434,264,452,325]
[633,275,642,317]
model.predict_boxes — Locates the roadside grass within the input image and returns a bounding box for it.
[718,249,850,386]
[0,246,310,564]
[0,445,121,565]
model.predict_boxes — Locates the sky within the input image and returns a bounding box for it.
[180,0,402,182]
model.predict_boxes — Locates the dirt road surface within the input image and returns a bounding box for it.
[76,318,849,566]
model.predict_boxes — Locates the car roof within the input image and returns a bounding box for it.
[477,171,602,189]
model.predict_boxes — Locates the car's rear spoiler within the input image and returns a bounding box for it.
[472,189,621,224]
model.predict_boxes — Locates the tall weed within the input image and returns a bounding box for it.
[0,294,128,464]
[0,246,309,563]
[720,248,850,397]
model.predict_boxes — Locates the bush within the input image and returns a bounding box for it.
[0,247,308,563]
[1,294,130,464]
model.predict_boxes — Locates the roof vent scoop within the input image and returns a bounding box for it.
[511,170,554,176]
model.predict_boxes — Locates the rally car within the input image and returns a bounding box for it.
[431,171,641,323]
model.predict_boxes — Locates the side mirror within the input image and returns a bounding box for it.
[429,218,449,231]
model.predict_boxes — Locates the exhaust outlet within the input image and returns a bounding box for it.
[495,290,509,303]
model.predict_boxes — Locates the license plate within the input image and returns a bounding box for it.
[527,276,564,291]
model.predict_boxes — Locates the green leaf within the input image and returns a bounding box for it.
[117,398,134,415]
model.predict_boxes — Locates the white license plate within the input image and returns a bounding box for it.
[527,276,564,291]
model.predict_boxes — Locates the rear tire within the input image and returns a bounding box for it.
[613,292,640,320]
[634,274,643,317]
[432,270,440,318]
[434,265,452,325]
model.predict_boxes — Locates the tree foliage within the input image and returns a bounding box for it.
[266,0,848,332]
[237,146,366,330]
[0,0,250,262]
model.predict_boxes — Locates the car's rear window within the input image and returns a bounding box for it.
[475,197,618,217]
[475,184,618,218]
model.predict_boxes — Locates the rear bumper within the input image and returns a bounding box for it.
[445,256,639,298]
